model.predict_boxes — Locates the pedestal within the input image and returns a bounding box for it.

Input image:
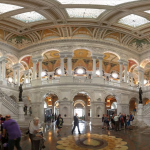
[60,76,73,83]
[31,79,42,86]
[137,104,143,121]
[18,102,25,121]
[92,77,104,84]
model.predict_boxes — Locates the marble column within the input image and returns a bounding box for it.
[98,55,104,78]
[23,71,27,84]
[32,59,37,80]
[124,63,128,83]
[60,55,65,76]
[2,59,6,80]
[17,67,20,86]
[67,55,72,76]
[13,69,16,84]
[141,71,144,87]
[131,75,134,86]
[38,58,43,79]
[28,70,30,83]
[119,61,123,82]
[92,56,97,77]
[18,102,25,122]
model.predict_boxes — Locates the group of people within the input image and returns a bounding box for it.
[102,112,134,131]
[46,113,57,122]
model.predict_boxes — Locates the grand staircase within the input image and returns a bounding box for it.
[0,89,18,120]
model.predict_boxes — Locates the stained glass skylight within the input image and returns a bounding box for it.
[66,8,105,18]
[56,0,138,6]
[118,14,150,27]
[11,11,46,23]
[0,3,23,14]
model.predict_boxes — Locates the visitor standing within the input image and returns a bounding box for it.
[29,117,45,150]
[129,112,134,130]
[72,113,81,134]
[24,105,27,115]
[2,115,22,150]
[29,107,32,116]
[114,114,119,131]
[56,114,63,137]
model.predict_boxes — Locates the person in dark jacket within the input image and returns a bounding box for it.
[72,113,81,134]
[56,114,63,137]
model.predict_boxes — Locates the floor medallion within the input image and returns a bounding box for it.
[56,134,128,150]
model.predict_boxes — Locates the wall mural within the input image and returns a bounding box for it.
[7,35,32,49]
[21,50,137,77]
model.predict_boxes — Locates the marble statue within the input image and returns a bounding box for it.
[139,87,143,104]
[19,84,23,101]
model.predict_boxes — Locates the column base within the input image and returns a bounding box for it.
[91,117,102,126]
[31,79,42,86]
[60,76,73,83]
[92,77,104,84]
[18,102,25,122]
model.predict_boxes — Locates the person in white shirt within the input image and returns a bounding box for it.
[114,114,119,131]
[29,117,45,150]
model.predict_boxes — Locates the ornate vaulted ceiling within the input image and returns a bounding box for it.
[0,0,150,52]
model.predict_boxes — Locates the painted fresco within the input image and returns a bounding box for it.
[42,29,59,41]
[7,35,32,49]
[129,39,150,51]
[73,49,91,58]
[21,56,33,69]
[104,32,120,43]
[72,27,92,37]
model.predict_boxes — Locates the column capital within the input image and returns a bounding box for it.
[12,63,21,70]
[23,69,31,74]
[0,56,7,62]
[97,54,104,60]
[32,56,43,62]
[118,59,128,65]
[92,56,97,59]
[59,52,66,58]
[136,66,144,73]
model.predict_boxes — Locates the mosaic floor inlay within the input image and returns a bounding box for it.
[56,134,128,150]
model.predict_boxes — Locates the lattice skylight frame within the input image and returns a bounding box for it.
[0,3,23,14]
[118,14,150,27]
[11,11,46,23]
[56,0,138,6]
[66,8,106,18]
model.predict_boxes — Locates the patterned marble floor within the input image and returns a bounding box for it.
[20,122,150,150]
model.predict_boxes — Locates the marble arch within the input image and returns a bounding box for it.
[74,100,85,107]
[71,90,93,102]
[103,51,120,59]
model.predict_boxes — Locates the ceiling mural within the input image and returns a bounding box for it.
[7,35,32,49]
[21,56,33,69]
[129,39,150,52]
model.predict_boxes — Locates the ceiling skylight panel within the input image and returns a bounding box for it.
[118,14,150,27]
[56,0,138,6]
[11,11,46,23]
[0,3,23,14]
[66,8,105,18]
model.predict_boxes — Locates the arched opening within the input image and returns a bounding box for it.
[73,91,91,121]
[44,93,58,122]
[129,98,137,116]
[143,98,150,106]
[105,95,117,116]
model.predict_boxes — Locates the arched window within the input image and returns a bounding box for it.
[74,67,86,75]
[111,71,119,79]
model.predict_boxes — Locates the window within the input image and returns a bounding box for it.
[144,79,148,85]
[8,77,13,83]
[111,72,119,79]
[96,70,100,76]
[41,71,46,77]
[74,67,86,75]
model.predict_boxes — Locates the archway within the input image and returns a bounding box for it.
[44,93,58,122]
[129,98,137,116]
[73,91,91,121]
[105,95,117,116]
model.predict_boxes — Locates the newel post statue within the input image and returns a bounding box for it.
[137,87,143,121]
[18,84,25,121]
